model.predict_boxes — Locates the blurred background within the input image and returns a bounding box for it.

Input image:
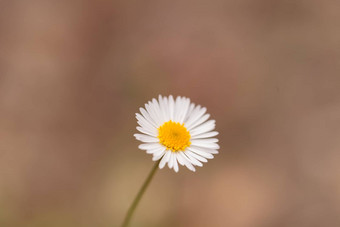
[0,0,340,226]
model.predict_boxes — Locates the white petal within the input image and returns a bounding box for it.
[139,143,162,150]
[173,96,182,122]
[191,138,219,143]
[137,121,157,136]
[185,106,207,128]
[169,95,175,121]
[191,146,219,154]
[184,151,203,167]
[136,113,157,132]
[190,120,216,136]
[184,103,195,123]
[146,150,153,154]
[152,146,166,156]
[134,134,159,143]
[178,98,190,124]
[168,152,174,168]
[135,113,155,128]
[158,95,167,122]
[205,149,219,154]
[140,107,158,128]
[190,141,220,149]
[145,103,162,127]
[144,145,162,154]
[136,126,156,137]
[188,147,214,159]
[152,98,164,123]
[186,150,208,163]
[146,146,165,155]
[173,155,179,172]
[159,150,171,169]
[178,151,196,172]
[152,149,166,161]
[161,96,170,121]
[187,114,210,130]
[191,131,219,139]
[176,152,185,166]
[185,105,200,125]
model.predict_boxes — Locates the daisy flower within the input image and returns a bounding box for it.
[134,95,219,172]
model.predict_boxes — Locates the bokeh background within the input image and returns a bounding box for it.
[1,0,340,226]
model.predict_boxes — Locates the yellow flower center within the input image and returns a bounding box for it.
[158,120,191,152]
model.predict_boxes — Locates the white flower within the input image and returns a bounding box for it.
[134,95,219,172]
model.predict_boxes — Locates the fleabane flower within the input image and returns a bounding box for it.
[134,95,219,172]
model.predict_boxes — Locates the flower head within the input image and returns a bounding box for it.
[134,95,219,172]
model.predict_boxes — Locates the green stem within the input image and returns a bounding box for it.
[121,160,160,227]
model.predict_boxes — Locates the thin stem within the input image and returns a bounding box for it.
[121,160,160,227]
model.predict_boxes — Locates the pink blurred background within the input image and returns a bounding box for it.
[1,0,340,226]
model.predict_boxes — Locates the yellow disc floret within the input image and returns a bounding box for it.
[158,120,191,152]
